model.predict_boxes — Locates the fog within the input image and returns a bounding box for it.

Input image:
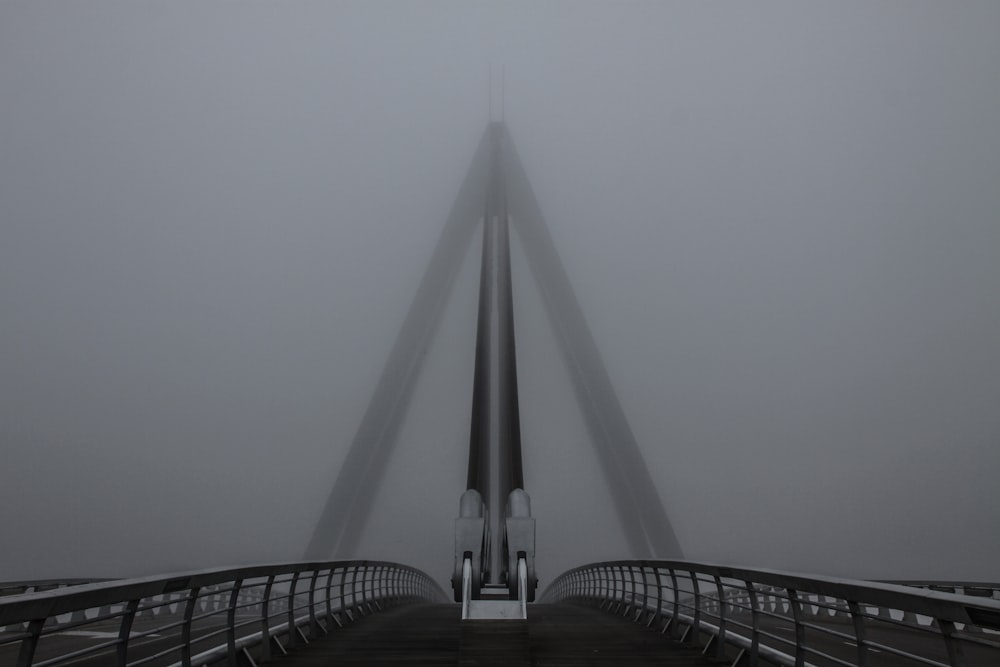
[2,2,998,592]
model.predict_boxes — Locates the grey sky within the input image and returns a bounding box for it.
[1,2,998,589]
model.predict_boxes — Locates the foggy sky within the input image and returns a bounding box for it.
[1,1,998,591]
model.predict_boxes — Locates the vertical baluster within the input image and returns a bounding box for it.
[286,571,302,648]
[787,589,805,667]
[225,578,243,664]
[324,568,335,629]
[649,566,663,629]
[667,568,680,638]
[116,598,138,667]
[307,569,321,639]
[745,580,760,667]
[937,618,967,667]
[847,600,869,667]
[181,586,201,667]
[706,575,725,659]
[259,575,275,661]
[16,618,45,667]
[688,571,701,645]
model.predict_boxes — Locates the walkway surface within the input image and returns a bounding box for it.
[272,602,716,666]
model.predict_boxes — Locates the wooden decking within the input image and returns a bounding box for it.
[271,602,716,666]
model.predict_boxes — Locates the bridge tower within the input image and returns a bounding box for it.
[304,121,683,596]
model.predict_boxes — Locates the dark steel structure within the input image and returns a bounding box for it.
[305,122,682,571]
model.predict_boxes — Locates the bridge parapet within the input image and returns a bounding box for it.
[882,581,1000,602]
[544,560,1000,666]
[0,560,446,667]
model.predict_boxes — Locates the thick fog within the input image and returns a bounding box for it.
[2,2,998,591]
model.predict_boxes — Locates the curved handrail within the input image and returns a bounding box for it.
[881,581,1000,599]
[543,559,1000,667]
[0,580,116,599]
[0,559,446,667]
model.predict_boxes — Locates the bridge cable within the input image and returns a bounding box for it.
[304,128,494,560]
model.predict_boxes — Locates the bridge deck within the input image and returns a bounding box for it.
[273,602,715,666]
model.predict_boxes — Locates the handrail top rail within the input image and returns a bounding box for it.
[0,578,116,589]
[550,559,1000,625]
[0,559,443,625]
[879,579,1000,589]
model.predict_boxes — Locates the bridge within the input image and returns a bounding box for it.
[2,122,999,667]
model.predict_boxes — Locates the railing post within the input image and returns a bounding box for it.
[615,565,625,614]
[181,586,201,667]
[847,600,869,667]
[709,574,726,659]
[649,566,663,628]
[368,564,376,610]
[938,619,968,667]
[324,568,335,626]
[259,575,275,661]
[608,564,617,609]
[610,565,620,612]
[614,564,625,614]
[375,565,385,609]
[386,566,396,606]
[745,580,760,667]
[286,571,302,647]
[350,565,362,616]
[226,578,243,666]
[338,565,351,621]
[627,565,639,619]
[116,598,139,667]
[668,568,680,638]
[308,569,321,638]
[787,589,805,667]
[689,571,701,644]
[15,618,44,667]
[637,564,649,624]
[354,564,366,615]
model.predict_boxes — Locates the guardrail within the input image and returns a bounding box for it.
[0,580,116,600]
[542,560,1000,667]
[0,560,446,667]
[882,582,1000,601]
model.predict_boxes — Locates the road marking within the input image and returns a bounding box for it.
[842,640,881,653]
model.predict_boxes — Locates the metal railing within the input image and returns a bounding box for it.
[882,582,1000,601]
[542,560,1000,667]
[0,581,115,600]
[0,560,446,667]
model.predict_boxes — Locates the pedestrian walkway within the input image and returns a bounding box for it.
[274,601,716,666]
